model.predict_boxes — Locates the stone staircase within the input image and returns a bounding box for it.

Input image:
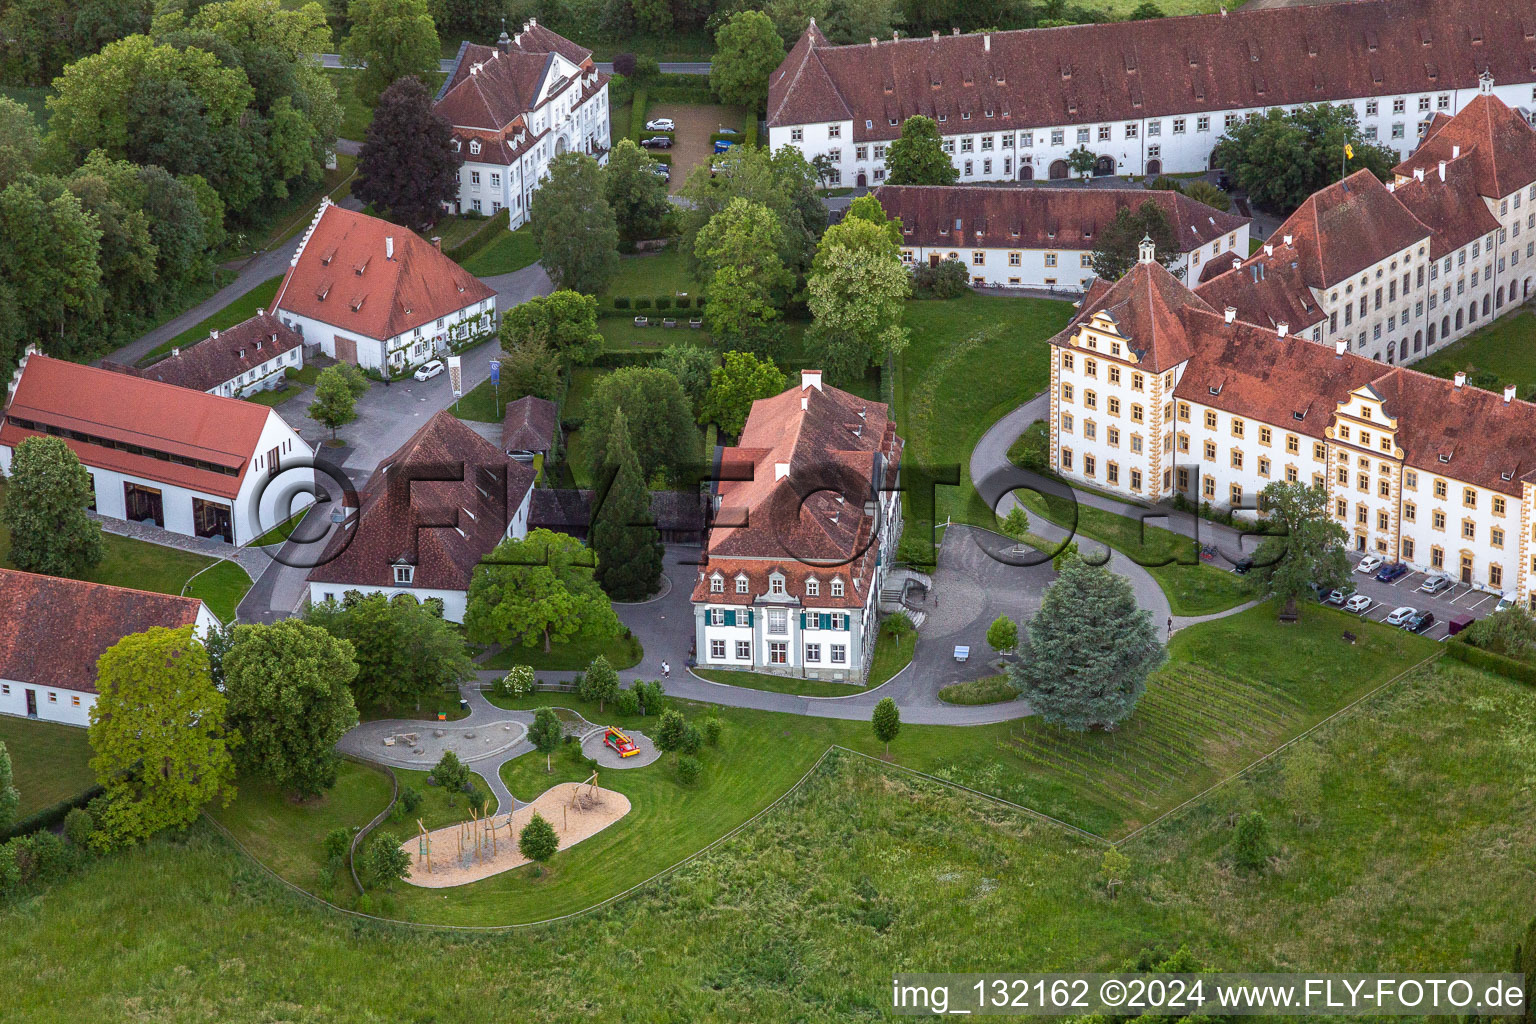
[879,567,933,629]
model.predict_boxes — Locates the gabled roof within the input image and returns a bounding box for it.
[768,0,1536,139]
[1391,156,1504,259]
[1193,241,1328,332]
[272,202,495,344]
[112,313,302,393]
[1394,91,1536,200]
[1053,257,1215,372]
[1269,170,1430,289]
[306,411,536,592]
[436,47,552,130]
[501,395,558,453]
[873,185,1248,253]
[0,353,273,498]
[0,569,206,694]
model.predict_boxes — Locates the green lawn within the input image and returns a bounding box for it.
[938,675,1019,705]
[461,225,541,276]
[602,249,701,304]
[1415,310,1536,398]
[479,633,644,673]
[142,275,286,364]
[252,510,306,547]
[867,626,916,687]
[598,316,710,350]
[894,292,1076,551]
[243,386,300,407]
[692,668,870,699]
[0,717,96,818]
[182,560,253,623]
[451,376,510,423]
[390,767,492,822]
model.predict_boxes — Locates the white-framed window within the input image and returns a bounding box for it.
[1076,128,1090,143]
[736,640,751,659]
[1097,126,1110,142]
[831,645,846,664]
[469,140,481,155]
[827,124,841,138]
[831,613,847,630]
[470,170,481,185]
[394,564,414,585]
[1172,118,1186,134]
[710,639,725,659]
[710,608,725,626]
[769,642,787,664]
[1050,129,1064,146]
[1124,122,1138,138]
[770,575,785,595]
[735,575,748,593]
[804,643,821,662]
[791,127,803,142]
[768,608,788,634]
[831,577,845,597]
[806,578,819,596]
[471,199,483,212]
[48,692,57,704]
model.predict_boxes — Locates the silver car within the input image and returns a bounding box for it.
[1344,594,1372,613]
[1385,606,1418,626]
[1417,574,1453,595]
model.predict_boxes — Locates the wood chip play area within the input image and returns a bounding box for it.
[401,777,631,888]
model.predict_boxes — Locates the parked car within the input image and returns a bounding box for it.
[1355,554,1384,575]
[1385,606,1419,626]
[1323,586,1355,606]
[716,127,741,137]
[649,163,670,179]
[1417,574,1454,594]
[1495,595,1517,613]
[1406,611,1438,634]
[1375,563,1411,583]
[713,139,735,154]
[1344,594,1373,614]
[640,136,672,149]
[644,118,675,131]
[413,359,444,381]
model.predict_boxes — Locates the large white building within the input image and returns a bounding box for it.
[433,20,611,227]
[874,184,1249,291]
[766,0,1536,187]
[1,349,312,547]
[0,570,218,726]
[691,371,903,683]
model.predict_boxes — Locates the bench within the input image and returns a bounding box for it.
[1341,631,1358,645]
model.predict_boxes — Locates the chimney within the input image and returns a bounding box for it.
[1454,371,1466,388]
[1334,339,1347,357]
[172,347,180,358]
[385,236,394,260]
[1231,258,1241,270]
[1282,234,1292,246]
[210,329,219,340]
[952,27,960,35]
[1264,243,1273,256]
[775,463,791,480]
[257,308,265,317]
[1452,144,1460,159]
[932,30,939,39]
[431,236,442,251]
[1505,384,1517,403]
[1438,160,1446,181]
[1414,167,1424,181]
[801,369,823,391]
[984,33,991,52]
[1224,306,1237,324]
[870,36,877,47]
[1277,322,1289,337]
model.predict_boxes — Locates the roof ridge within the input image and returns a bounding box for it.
[0,566,205,606]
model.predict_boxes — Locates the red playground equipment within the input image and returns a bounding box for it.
[604,727,640,757]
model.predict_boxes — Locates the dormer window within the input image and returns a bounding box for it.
[469,140,482,156]
[831,577,845,597]
[394,564,414,585]
[735,574,749,594]
[806,578,819,597]
[710,573,723,593]
[451,139,461,152]
[770,575,786,596]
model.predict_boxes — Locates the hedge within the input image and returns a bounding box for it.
[743,116,759,148]
[593,350,668,369]
[627,89,650,143]
[1445,638,1536,686]
[1,784,104,841]
[613,297,630,309]
[444,207,510,263]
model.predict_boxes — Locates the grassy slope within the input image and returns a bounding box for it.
[182,561,254,623]
[867,628,916,687]
[461,225,540,276]
[692,668,869,698]
[479,634,644,672]
[144,275,286,363]
[0,717,96,817]
[1414,311,1536,396]
[4,657,1533,1019]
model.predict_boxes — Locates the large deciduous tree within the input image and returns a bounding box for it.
[700,349,785,437]
[657,343,717,421]
[710,10,783,112]
[1212,102,1397,213]
[677,144,824,289]
[695,197,793,358]
[531,152,619,295]
[604,138,670,243]
[0,435,103,578]
[500,290,603,368]
[354,75,459,228]
[1009,557,1166,731]
[1088,201,1182,283]
[590,409,664,601]
[305,592,474,712]
[497,337,562,402]
[884,116,958,186]
[465,529,622,653]
[806,205,910,383]
[0,177,103,371]
[223,620,360,798]
[308,363,369,436]
[582,366,700,485]
[1251,481,1349,616]
[88,626,236,845]
[341,0,441,107]
[0,97,40,187]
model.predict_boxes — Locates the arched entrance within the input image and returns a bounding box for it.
[1387,340,1396,363]
[1483,294,1492,316]
[1048,159,1069,180]
[1455,309,1464,330]
[857,171,867,187]
[555,135,570,156]
[1428,322,1436,346]
[1442,315,1451,338]
[1496,285,1504,308]
[1414,329,1423,352]
[1145,159,1162,176]
[1020,164,1034,181]
[1094,154,1115,176]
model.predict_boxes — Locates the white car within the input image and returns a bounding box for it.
[1495,595,1517,613]
[1344,594,1373,614]
[1355,554,1384,575]
[645,118,675,131]
[1385,606,1418,626]
[413,360,445,381]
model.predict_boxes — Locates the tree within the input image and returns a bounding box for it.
[531,152,619,295]
[911,257,967,299]
[884,116,958,186]
[1001,506,1030,543]
[0,177,103,371]
[605,138,670,243]
[807,214,911,383]
[582,366,700,485]
[580,655,621,713]
[1010,557,1166,731]
[1051,539,1080,573]
[497,337,563,403]
[353,75,458,228]
[1129,1,1163,18]
[823,0,897,43]
[528,707,563,772]
[1100,846,1130,898]
[364,829,411,886]
[700,350,786,436]
[305,592,474,712]
[341,0,441,107]
[308,363,369,437]
[1068,146,1097,180]
[0,742,18,835]
[710,10,783,112]
[501,290,603,368]
[1088,202,1181,283]
[223,620,359,798]
[88,625,235,845]
[871,696,900,755]
[657,343,717,420]
[518,811,559,871]
[0,97,40,187]
[0,435,103,578]
[696,198,794,358]
[1460,606,1536,661]
[1252,481,1349,617]
[590,409,664,601]
[676,754,702,785]
[1212,103,1397,213]
[323,826,351,865]
[1180,179,1231,212]
[496,664,536,699]
[986,616,1018,656]
[655,709,687,763]
[430,749,471,793]
[677,144,824,288]
[1281,743,1323,827]
[1233,810,1273,873]
[465,529,622,653]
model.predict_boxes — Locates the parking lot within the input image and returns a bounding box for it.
[1320,555,1506,641]
[643,102,747,193]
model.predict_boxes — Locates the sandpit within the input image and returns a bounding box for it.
[401,781,630,888]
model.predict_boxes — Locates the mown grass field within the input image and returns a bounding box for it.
[0,717,95,817]
[1415,311,1536,397]
[479,633,644,673]
[182,560,253,623]
[692,668,869,698]
[460,224,541,276]
[3,654,1533,1020]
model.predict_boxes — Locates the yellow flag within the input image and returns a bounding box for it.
[1344,143,1354,160]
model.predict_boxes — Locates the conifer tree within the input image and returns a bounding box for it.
[590,408,664,601]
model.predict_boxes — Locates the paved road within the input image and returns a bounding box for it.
[316,54,711,76]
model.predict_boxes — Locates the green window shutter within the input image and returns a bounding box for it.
[821,613,831,630]
[744,610,753,627]
[724,610,735,626]
[799,612,807,629]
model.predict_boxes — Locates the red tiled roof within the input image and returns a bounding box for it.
[1394,92,1536,200]
[0,354,271,499]
[874,185,1248,252]
[1391,156,1504,260]
[437,47,553,130]
[112,313,302,394]
[306,411,536,592]
[1269,170,1430,289]
[1192,242,1328,332]
[500,395,557,453]
[0,569,204,694]
[1053,258,1214,372]
[272,203,495,344]
[769,0,1536,140]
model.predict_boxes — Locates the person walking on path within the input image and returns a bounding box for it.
[662,660,671,679]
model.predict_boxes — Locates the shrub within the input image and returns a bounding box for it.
[496,665,536,699]
[430,751,472,796]
[634,679,666,715]
[26,830,69,883]
[365,830,410,887]
[354,891,374,914]
[633,56,660,83]
[673,296,690,309]
[703,716,722,747]
[680,723,703,756]
[882,611,915,638]
[912,258,968,299]
[627,89,650,141]
[655,296,671,310]
[635,297,652,310]
[612,52,637,77]
[694,296,707,309]
[615,688,641,716]
[323,826,351,865]
[613,296,631,309]
[398,784,423,816]
[0,842,19,895]
[1233,811,1274,873]
[676,755,702,785]
[62,808,94,847]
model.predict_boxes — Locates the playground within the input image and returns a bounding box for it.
[402,776,632,888]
